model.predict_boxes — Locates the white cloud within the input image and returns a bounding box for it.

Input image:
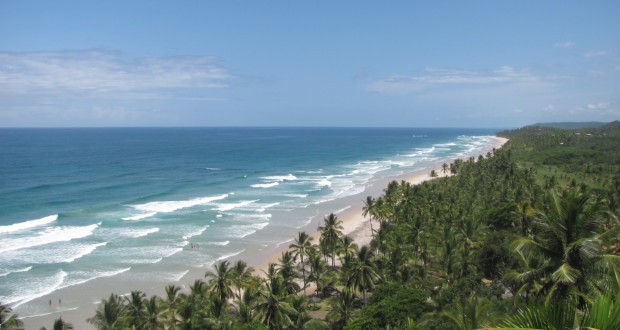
[584,50,607,57]
[572,101,619,116]
[0,50,233,97]
[367,66,544,94]
[553,41,574,48]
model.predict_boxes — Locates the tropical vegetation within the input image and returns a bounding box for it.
[3,121,619,329]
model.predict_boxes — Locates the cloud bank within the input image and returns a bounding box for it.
[0,50,233,97]
[366,66,546,94]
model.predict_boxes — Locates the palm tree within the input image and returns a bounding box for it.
[278,250,300,294]
[231,260,256,300]
[40,317,73,330]
[256,276,296,330]
[307,247,327,295]
[435,296,498,330]
[512,200,536,237]
[318,213,343,267]
[346,245,380,300]
[125,290,147,328]
[337,235,358,268]
[161,284,181,326]
[205,260,236,306]
[87,293,126,330]
[362,196,376,239]
[327,289,356,329]
[507,189,615,303]
[143,296,162,330]
[0,303,23,330]
[52,317,73,330]
[442,163,449,176]
[289,231,314,294]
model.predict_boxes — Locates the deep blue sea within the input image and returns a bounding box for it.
[0,127,499,316]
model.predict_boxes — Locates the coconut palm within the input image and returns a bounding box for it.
[435,296,499,330]
[327,289,356,329]
[231,260,256,300]
[125,290,147,328]
[88,293,126,330]
[289,231,314,294]
[142,296,162,330]
[39,317,74,330]
[0,303,23,330]
[346,245,380,300]
[318,213,343,267]
[307,247,327,295]
[337,235,358,268]
[161,284,181,326]
[256,276,296,330]
[508,189,617,303]
[278,250,301,294]
[205,260,236,305]
[362,196,376,239]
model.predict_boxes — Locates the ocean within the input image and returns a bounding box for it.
[0,127,499,319]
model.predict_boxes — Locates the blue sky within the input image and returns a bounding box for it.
[1,1,619,127]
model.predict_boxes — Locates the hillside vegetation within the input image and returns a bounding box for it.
[3,122,619,329]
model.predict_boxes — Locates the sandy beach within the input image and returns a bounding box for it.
[21,136,508,329]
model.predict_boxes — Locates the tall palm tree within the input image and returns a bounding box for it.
[307,247,327,295]
[161,284,181,326]
[231,260,256,300]
[507,189,615,303]
[125,290,147,329]
[143,296,162,330]
[327,289,356,329]
[278,250,300,294]
[318,213,343,267]
[442,163,449,176]
[205,260,236,306]
[256,276,296,330]
[346,245,380,300]
[435,296,498,330]
[362,196,376,239]
[87,293,126,330]
[0,303,23,330]
[512,200,536,237]
[289,231,313,294]
[40,317,74,330]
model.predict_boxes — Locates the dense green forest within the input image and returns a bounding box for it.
[2,122,619,329]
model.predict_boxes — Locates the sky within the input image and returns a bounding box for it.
[1,1,619,128]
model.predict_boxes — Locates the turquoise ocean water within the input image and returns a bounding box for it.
[0,127,499,317]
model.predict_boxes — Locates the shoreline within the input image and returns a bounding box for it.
[21,136,508,329]
[253,136,508,276]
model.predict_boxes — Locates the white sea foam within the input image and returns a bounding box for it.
[0,266,32,277]
[262,174,297,181]
[0,224,98,253]
[277,238,294,246]
[296,216,314,228]
[206,240,230,246]
[0,214,58,234]
[317,178,332,187]
[251,182,280,188]
[60,268,131,291]
[167,269,190,282]
[257,202,280,212]
[121,227,160,238]
[63,242,108,263]
[229,222,269,238]
[124,194,229,220]
[182,226,208,239]
[3,270,68,308]
[284,193,308,198]
[334,205,352,214]
[216,249,245,261]
[214,199,259,212]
